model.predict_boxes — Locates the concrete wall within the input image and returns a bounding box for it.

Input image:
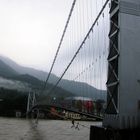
[103,0,140,129]
[119,0,140,128]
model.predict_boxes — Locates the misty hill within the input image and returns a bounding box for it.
[11,74,44,89]
[59,79,106,100]
[0,56,58,83]
[0,59,18,78]
[0,59,74,99]
[0,55,106,100]
[0,77,30,91]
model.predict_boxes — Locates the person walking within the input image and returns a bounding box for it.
[71,119,75,128]
[75,122,80,130]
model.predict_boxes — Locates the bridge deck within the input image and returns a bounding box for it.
[29,104,103,120]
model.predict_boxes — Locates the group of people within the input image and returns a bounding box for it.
[71,119,80,130]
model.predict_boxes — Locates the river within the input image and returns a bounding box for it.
[0,117,102,140]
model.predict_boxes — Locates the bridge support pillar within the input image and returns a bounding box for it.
[103,0,140,129]
[26,91,37,118]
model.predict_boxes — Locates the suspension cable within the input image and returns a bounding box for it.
[47,0,110,95]
[42,0,77,91]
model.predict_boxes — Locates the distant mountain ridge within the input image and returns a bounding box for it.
[0,59,18,78]
[0,58,74,99]
[0,56,57,83]
[0,55,106,100]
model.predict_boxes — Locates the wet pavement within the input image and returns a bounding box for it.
[0,117,102,140]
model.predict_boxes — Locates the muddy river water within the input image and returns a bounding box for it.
[0,117,102,140]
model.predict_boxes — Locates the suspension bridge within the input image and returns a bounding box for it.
[27,0,109,121]
[26,0,140,139]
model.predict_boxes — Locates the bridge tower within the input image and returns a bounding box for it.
[103,0,140,129]
[26,91,37,117]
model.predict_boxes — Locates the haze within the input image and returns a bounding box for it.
[0,0,73,71]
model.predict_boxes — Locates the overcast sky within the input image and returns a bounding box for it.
[0,0,73,71]
[0,0,109,90]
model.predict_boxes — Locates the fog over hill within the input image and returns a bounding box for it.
[0,55,106,100]
[0,55,57,83]
[0,59,18,77]
[0,77,30,91]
